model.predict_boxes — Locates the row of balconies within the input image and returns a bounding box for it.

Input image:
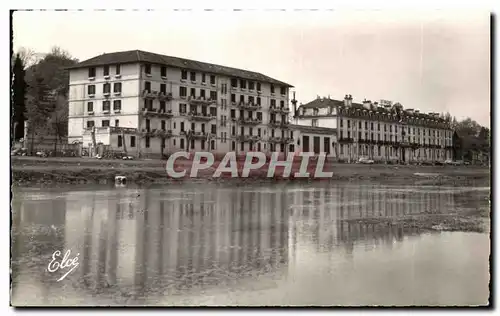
[338,137,450,149]
[142,90,174,101]
[139,129,174,138]
[269,106,291,114]
[141,108,174,118]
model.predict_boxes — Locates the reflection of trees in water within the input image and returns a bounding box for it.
[289,184,461,253]
[60,188,290,301]
[11,196,67,303]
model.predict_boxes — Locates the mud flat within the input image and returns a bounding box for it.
[11,156,490,187]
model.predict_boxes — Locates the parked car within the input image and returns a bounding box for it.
[11,148,27,156]
[444,159,463,166]
[358,157,374,164]
[122,155,134,160]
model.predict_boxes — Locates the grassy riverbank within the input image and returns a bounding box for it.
[11,156,490,186]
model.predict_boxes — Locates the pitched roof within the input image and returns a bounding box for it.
[299,98,344,109]
[67,50,293,87]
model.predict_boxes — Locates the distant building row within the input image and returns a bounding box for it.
[67,50,454,163]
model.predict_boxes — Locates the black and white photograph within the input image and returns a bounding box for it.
[9,8,491,307]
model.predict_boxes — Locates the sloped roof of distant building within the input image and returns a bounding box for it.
[67,50,293,87]
[299,98,345,109]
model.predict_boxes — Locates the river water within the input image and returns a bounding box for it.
[11,182,490,306]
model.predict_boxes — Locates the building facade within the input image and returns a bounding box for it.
[67,50,294,157]
[294,95,453,163]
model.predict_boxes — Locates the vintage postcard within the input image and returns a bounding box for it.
[10,9,490,307]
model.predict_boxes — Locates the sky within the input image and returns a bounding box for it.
[12,10,490,127]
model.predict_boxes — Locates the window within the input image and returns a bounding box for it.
[160,101,166,112]
[257,82,261,91]
[312,119,318,127]
[145,64,151,75]
[180,122,185,132]
[115,64,121,75]
[102,120,110,127]
[160,84,166,94]
[191,139,195,149]
[232,141,236,151]
[181,70,188,80]
[240,79,247,89]
[179,103,187,114]
[221,83,227,94]
[145,81,151,92]
[87,102,93,112]
[179,86,187,97]
[249,81,255,90]
[210,91,217,100]
[257,112,262,121]
[395,126,398,133]
[190,71,196,81]
[378,123,380,131]
[145,136,150,148]
[280,86,286,95]
[103,83,111,94]
[130,136,136,147]
[190,88,196,97]
[200,90,206,98]
[211,140,215,150]
[270,99,276,107]
[347,120,351,128]
[231,78,238,88]
[340,131,344,138]
[118,135,122,147]
[88,85,95,95]
[201,74,206,83]
[240,142,244,151]
[103,65,109,76]
[210,107,217,116]
[249,96,255,104]
[113,82,121,93]
[280,100,284,108]
[240,95,245,103]
[365,122,368,129]
[270,84,275,94]
[191,122,195,131]
[88,67,96,78]
[210,75,216,85]
[384,124,387,132]
[211,124,216,134]
[115,119,119,126]
[359,121,362,129]
[87,120,94,128]
[113,100,121,111]
[230,109,236,119]
[232,126,236,136]
[180,138,185,149]
[358,132,362,139]
[161,66,167,78]
[340,119,343,128]
[103,101,111,111]
[257,97,261,105]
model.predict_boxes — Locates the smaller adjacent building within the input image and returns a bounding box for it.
[288,124,337,156]
[294,95,454,163]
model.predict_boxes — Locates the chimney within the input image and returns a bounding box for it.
[344,94,349,106]
[291,91,298,117]
[362,99,371,110]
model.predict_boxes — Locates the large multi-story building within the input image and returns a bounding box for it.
[67,50,294,157]
[294,95,454,163]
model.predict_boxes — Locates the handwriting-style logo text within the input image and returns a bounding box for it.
[47,250,80,282]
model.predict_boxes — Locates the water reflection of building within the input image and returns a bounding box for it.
[289,184,457,254]
[61,187,290,297]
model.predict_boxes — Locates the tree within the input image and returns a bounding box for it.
[25,46,78,97]
[455,118,482,136]
[47,94,69,153]
[12,54,26,144]
[25,76,52,154]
